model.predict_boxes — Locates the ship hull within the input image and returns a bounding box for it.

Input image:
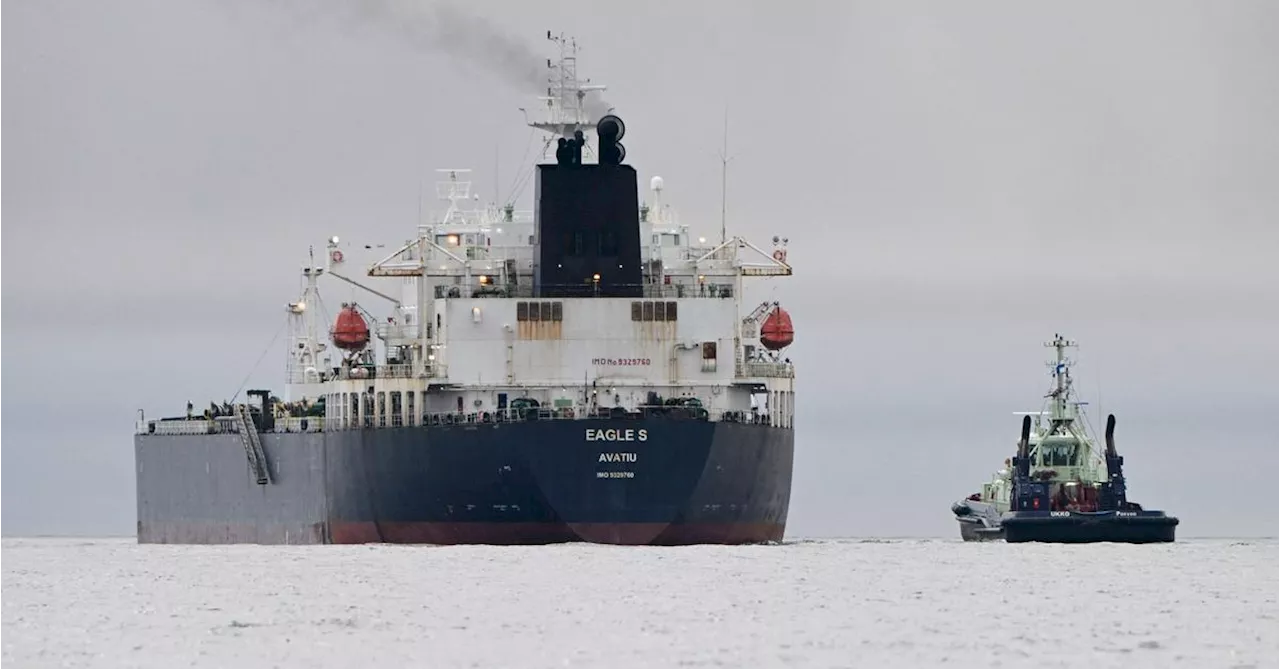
[956,518,1005,542]
[952,499,1005,542]
[135,419,793,545]
[1000,510,1178,544]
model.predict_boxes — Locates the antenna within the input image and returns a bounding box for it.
[1095,349,1103,433]
[1043,333,1079,426]
[526,32,607,160]
[717,106,732,244]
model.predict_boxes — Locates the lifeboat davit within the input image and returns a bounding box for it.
[332,303,370,351]
[760,306,795,350]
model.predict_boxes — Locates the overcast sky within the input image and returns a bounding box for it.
[3,0,1276,538]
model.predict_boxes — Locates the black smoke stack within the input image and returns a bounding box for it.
[534,115,641,298]
[597,115,625,165]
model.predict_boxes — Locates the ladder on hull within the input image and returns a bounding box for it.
[234,404,272,485]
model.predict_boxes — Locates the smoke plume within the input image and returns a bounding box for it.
[583,94,614,121]
[255,0,614,119]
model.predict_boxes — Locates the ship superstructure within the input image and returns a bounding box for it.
[134,35,798,546]
[298,33,794,443]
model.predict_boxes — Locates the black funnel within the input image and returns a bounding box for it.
[533,115,641,298]
[1105,413,1117,456]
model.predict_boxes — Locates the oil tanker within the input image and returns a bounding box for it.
[133,35,798,545]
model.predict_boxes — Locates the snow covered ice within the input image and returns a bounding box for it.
[3,537,1275,668]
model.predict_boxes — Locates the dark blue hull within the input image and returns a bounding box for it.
[1001,510,1178,544]
[135,418,793,545]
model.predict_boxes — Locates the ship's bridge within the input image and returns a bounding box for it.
[1037,435,1081,467]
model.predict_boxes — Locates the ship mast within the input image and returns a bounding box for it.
[522,33,610,158]
[1044,333,1078,432]
[717,107,731,245]
[285,248,329,399]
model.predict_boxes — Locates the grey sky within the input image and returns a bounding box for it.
[3,0,1276,538]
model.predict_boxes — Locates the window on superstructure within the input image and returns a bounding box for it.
[517,301,563,322]
[377,392,387,428]
[1050,444,1076,467]
[390,391,403,428]
[631,300,678,322]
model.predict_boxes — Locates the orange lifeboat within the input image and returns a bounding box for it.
[332,303,370,351]
[760,306,794,350]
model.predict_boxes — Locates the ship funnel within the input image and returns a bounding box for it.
[1105,413,1117,457]
[1017,415,1031,459]
[534,114,641,298]
[597,114,626,165]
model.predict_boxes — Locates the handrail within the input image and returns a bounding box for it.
[136,403,792,435]
[436,283,737,300]
[736,362,795,379]
[333,364,420,381]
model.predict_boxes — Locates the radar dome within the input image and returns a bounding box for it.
[650,176,664,191]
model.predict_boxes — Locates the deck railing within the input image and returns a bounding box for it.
[436,283,737,300]
[311,364,450,383]
[136,403,792,436]
[737,362,795,379]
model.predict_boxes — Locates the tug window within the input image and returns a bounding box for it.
[1040,442,1077,467]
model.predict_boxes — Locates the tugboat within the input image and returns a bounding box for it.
[952,334,1178,543]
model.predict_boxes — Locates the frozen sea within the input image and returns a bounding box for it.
[2,537,1275,669]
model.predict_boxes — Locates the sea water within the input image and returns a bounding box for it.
[2,537,1275,668]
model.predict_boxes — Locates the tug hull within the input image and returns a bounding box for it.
[1000,510,1178,544]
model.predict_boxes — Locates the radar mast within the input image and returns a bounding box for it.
[522,33,611,161]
